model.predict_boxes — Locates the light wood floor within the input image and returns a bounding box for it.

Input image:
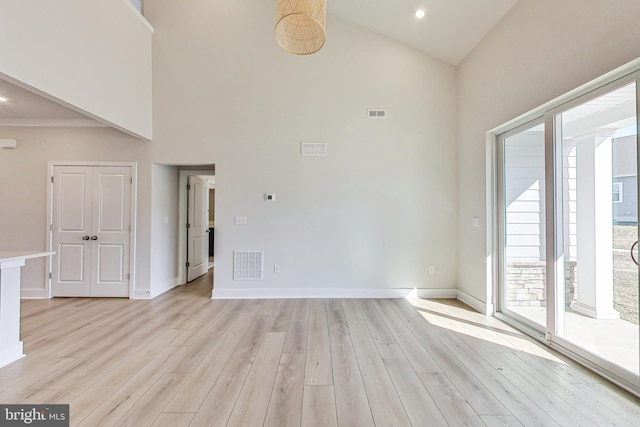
[3,270,640,426]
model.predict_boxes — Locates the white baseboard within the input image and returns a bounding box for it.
[416,289,457,299]
[133,289,152,299]
[134,277,180,299]
[212,287,458,300]
[21,289,48,299]
[0,341,24,368]
[456,290,492,314]
[150,277,180,299]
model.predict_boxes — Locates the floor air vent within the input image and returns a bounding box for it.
[233,251,264,280]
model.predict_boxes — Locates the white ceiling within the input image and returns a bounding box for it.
[0,0,518,124]
[329,0,519,65]
[0,79,89,121]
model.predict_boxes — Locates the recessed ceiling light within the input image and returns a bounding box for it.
[415,9,426,19]
[0,96,8,102]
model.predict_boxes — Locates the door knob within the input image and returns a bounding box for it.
[91,236,98,240]
[82,236,90,240]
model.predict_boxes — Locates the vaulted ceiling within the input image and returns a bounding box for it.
[329,0,519,65]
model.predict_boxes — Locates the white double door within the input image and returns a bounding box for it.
[52,166,132,297]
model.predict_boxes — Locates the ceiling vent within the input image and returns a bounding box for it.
[368,109,387,119]
[233,251,264,280]
[301,142,327,156]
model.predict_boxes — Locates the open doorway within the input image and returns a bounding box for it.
[208,181,215,269]
[177,167,215,286]
[186,175,209,282]
[186,174,215,282]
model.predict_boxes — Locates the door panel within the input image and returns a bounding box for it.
[557,82,639,375]
[96,173,126,232]
[96,244,124,282]
[57,244,86,283]
[187,176,209,282]
[192,236,206,266]
[59,173,89,231]
[91,167,130,297]
[499,121,547,329]
[52,167,93,297]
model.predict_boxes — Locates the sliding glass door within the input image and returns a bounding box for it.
[499,120,547,330]
[555,81,639,376]
[497,73,640,392]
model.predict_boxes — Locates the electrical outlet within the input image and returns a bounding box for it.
[274,264,280,273]
[234,216,247,225]
[428,265,435,274]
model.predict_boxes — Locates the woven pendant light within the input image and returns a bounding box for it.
[275,0,326,55]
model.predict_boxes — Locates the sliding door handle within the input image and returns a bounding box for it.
[631,241,639,266]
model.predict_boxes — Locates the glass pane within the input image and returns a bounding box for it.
[558,82,639,375]
[503,122,547,328]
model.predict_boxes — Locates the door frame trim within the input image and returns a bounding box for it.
[46,161,138,299]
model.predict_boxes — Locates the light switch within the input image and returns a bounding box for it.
[472,217,480,228]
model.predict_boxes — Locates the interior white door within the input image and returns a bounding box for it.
[90,167,131,297]
[187,175,208,282]
[52,166,93,297]
[52,166,131,297]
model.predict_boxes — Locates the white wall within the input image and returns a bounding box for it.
[0,127,152,297]
[149,164,179,297]
[457,0,640,303]
[0,0,152,139]
[146,0,458,296]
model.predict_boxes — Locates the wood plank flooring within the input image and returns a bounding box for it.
[3,270,640,426]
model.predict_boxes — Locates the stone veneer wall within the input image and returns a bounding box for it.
[506,261,577,308]
[506,262,546,307]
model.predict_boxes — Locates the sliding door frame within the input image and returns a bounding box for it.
[547,73,640,394]
[489,59,640,397]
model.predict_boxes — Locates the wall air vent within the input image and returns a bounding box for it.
[368,109,387,118]
[233,251,264,280]
[301,142,327,156]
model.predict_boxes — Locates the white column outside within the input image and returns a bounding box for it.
[572,133,620,320]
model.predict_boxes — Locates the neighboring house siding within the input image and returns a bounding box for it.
[505,131,546,262]
[613,135,638,223]
[613,176,637,222]
[504,130,546,307]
